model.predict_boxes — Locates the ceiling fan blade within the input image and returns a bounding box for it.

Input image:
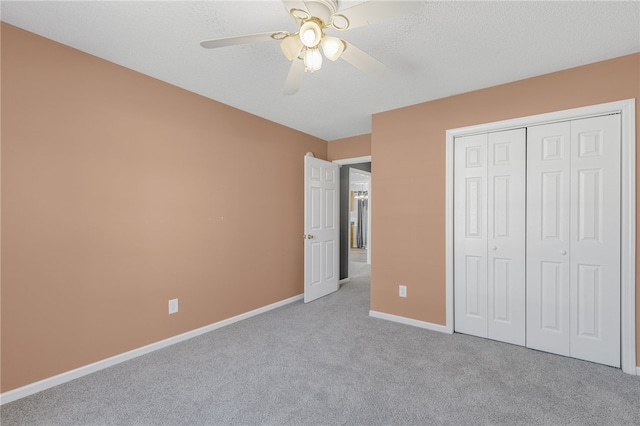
[340,42,390,75]
[200,32,275,49]
[283,60,305,95]
[338,1,422,30]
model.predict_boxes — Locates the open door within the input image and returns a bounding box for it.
[304,155,339,303]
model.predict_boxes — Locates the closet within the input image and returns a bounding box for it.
[453,114,621,368]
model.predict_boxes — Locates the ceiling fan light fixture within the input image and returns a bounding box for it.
[321,36,345,61]
[303,48,323,72]
[299,20,323,48]
[280,35,303,61]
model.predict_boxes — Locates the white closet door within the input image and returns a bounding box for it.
[454,130,526,344]
[569,114,620,367]
[526,122,572,356]
[487,129,526,345]
[527,115,621,367]
[454,134,489,337]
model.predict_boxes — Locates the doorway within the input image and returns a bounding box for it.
[334,156,371,282]
[349,168,371,261]
[349,169,371,279]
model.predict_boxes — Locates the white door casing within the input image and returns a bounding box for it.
[304,155,339,303]
[454,130,526,345]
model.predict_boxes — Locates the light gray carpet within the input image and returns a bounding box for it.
[2,264,640,425]
[350,248,368,264]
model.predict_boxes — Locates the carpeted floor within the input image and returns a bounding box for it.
[350,248,368,263]
[2,263,640,425]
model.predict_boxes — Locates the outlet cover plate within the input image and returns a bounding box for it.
[399,285,407,298]
[168,298,179,314]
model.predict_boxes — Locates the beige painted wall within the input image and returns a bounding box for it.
[0,23,326,392]
[2,22,638,394]
[327,134,371,161]
[371,53,640,364]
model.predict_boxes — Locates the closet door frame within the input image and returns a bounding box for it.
[444,99,636,375]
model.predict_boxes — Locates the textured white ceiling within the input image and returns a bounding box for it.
[2,1,639,141]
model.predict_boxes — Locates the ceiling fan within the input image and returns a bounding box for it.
[200,0,421,95]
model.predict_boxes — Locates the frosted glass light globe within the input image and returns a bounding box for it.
[321,36,345,61]
[304,48,323,72]
[299,21,322,48]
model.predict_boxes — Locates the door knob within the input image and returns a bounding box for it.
[560,250,567,255]
[491,246,497,251]
[306,234,314,239]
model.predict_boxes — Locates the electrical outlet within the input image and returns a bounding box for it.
[168,298,179,314]
[399,285,407,298]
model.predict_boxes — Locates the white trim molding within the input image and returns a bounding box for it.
[0,294,304,405]
[333,155,371,166]
[369,310,452,334]
[445,99,636,375]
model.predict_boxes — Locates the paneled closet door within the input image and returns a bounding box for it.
[526,122,572,357]
[569,114,620,367]
[454,134,489,338]
[527,115,621,367]
[454,130,526,344]
[487,129,526,345]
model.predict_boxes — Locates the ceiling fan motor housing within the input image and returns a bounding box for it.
[304,0,339,25]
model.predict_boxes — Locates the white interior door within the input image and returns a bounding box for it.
[527,115,621,367]
[526,121,572,356]
[454,134,489,337]
[454,130,526,344]
[487,129,526,345]
[569,114,620,367]
[304,155,339,303]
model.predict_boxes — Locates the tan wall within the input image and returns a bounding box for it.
[2,23,638,394]
[327,134,371,161]
[371,53,640,364]
[0,23,326,392]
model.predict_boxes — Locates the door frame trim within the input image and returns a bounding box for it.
[444,99,636,374]
[333,155,372,166]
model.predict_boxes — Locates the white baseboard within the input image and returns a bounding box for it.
[637,366,640,376]
[369,310,452,334]
[0,293,303,405]
[339,278,351,285]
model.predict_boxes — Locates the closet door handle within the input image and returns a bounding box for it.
[560,250,567,255]
[491,246,497,251]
